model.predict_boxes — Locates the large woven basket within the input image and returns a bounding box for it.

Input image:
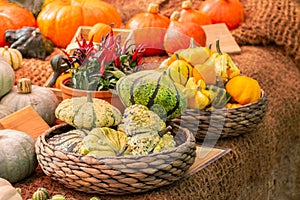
[35,123,196,195]
[169,90,268,140]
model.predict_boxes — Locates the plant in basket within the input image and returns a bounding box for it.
[47,28,145,102]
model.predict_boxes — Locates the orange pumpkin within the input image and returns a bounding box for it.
[164,11,206,54]
[0,1,36,47]
[199,0,245,30]
[179,0,212,26]
[88,23,112,43]
[37,0,122,48]
[126,3,170,56]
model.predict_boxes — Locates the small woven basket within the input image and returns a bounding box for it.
[35,123,196,195]
[169,90,268,140]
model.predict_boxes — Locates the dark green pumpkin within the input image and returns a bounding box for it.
[47,129,89,154]
[116,70,187,119]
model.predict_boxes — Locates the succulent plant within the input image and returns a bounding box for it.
[50,28,145,91]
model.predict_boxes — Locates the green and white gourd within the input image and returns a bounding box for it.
[32,187,50,200]
[55,93,122,130]
[0,129,38,183]
[47,129,89,154]
[116,70,187,120]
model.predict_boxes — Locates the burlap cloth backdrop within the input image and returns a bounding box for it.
[13,0,300,199]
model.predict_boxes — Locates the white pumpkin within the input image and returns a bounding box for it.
[0,178,22,200]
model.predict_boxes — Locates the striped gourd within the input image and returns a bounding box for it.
[166,55,193,86]
[207,85,231,109]
[55,93,122,130]
[0,46,22,70]
[116,70,187,120]
[47,129,89,154]
[32,188,50,200]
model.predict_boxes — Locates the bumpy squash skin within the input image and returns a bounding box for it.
[0,129,38,183]
[0,178,22,200]
[55,96,122,130]
[116,70,187,120]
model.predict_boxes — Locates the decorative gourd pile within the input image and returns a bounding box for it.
[53,95,177,157]
[159,39,262,110]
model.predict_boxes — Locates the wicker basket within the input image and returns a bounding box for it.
[35,123,196,195]
[169,90,268,140]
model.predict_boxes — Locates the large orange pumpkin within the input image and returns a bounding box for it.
[164,11,206,54]
[0,1,36,47]
[37,0,122,48]
[199,0,245,30]
[179,0,212,26]
[126,3,170,56]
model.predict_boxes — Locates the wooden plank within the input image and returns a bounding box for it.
[202,23,241,54]
[0,106,50,139]
[185,145,231,177]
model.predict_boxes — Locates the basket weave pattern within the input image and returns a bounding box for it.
[35,123,196,195]
[170,90,268,140]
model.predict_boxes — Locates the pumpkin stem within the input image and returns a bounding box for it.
[17,78,32,94]
[147,3,159,14]
[216,39,222,55]
[182,0,192,9]
[170,11,180,21]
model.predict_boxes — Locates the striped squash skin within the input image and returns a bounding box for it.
[47,129,89,154]
[116,70,187,119]
[207,85,231,108]
[0,46,22,70]
[55,97,122,130]
[166,59,193,86]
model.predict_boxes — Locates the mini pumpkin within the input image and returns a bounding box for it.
[0,129,38,183]
[126,3,170,56]
[179,0,212,25]
[0,178,22,200]
[37,0,122,48]
[88,23,113,43]
[164,11,206,54]
[198,0,245,30]
[225,75,261,105]
[0,78,59,125]
[0,55,15,98]
[0,46,22,70]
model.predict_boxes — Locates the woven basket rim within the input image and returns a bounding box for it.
[38,123,196,161]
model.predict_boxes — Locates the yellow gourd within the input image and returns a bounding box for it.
[225,75,261,105]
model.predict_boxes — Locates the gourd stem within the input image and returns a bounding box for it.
[216,39,222,55]
[147,3,159,14]
[86,91,93,103]
[17,78,32,94]
[158,125,172,137]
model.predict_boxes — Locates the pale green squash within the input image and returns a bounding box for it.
[0,55,14,98]
[0,129,38,183]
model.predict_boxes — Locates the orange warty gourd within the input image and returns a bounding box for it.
[198,0,245,30]
[126,3,170,56]
[37,0,122,48]
[179,0,212,26]
[164,11,206,54]
[88,23,112,43]
[225,75,261,105]
[0,1,36,47]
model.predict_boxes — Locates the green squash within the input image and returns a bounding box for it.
[55,93,122,130]
[206,85,231,109]
[0,55,14,98]
[0,178,22,200]
[32,187,50,200]
[0,78,59,125]
[116,70,187,119]
[47,129,89,154]
[0,104,13,119]
[0,129,38,183]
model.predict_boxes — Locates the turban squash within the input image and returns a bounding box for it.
[37,0,122,48]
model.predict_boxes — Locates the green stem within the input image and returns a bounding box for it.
[216,39,222,55]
